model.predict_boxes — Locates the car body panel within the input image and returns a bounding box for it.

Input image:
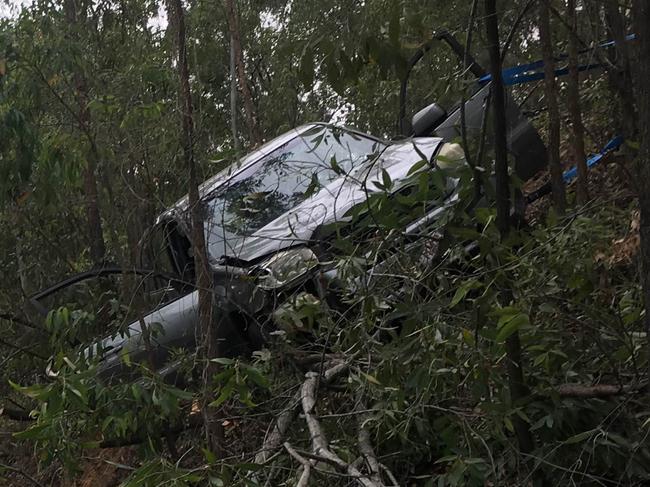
[434,83,547,181]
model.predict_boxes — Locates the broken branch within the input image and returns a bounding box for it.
[284,442,311,487]
[255,360,348,465]
[356,393,383,485]
[301,367,379,487]
[555,383,645,398]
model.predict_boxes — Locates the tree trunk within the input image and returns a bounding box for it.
[229,36,240,151]
[566,0,589,205]
[632,0,650,383]
[538,0,566,214]
[484,0,535,456]
[167,0,223,455]
[223,0,262,147]
[485,1,510,237]
[64,0,106,267]
[603,0,637,140]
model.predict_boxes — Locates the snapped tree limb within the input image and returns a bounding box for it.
[255,360,348,465]
[284,442,311,487]
[555,382,646,398]
[356,392,384,485]
[301,366,380,487]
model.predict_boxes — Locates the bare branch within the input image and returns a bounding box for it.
[255,389,301,464]
[356,393,382,485]
[379,463,400,487]
[501,0,536,60]
[555,383,645,398]
[284,442,312,487]
[0,336,47,360]
[255,361,349,465]
[301,368,379,487]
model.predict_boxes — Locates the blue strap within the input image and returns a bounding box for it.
[479,33,636,86]
[562,135,624,183]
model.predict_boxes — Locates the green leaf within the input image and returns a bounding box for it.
[565,430,594,444]
[330,155,343,175]
[361,372,381,385]
[244,366,269,389]
[407,159,428,176]
[13,422,50,440]
[495,312,529,342]
[166,387,195,401]
[203,447,217,464]
[209,379,235,408]
[381,168,392,190]
[450,280,481,308]
[210,357,234,366]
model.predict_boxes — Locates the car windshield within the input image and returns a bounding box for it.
[204,125,386,260]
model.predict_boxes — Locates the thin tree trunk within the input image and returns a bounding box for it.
[603,0,637,140]
[539,0,566,214]
[566,0,590,205]
[632,0,650,383]
[485,1,509,237]
[64,0,106,267]
[223,0,262,146]
[484,0,535,456]
[229,36,240,151]
[167,0,223,455]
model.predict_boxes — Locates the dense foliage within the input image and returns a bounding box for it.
[0,0,648,485]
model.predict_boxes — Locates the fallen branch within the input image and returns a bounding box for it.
[356,394,383,485]
[379,463,399,487]
[254,360,348,465]
[254,389,301,464]
[284,442,311,487]
[555,383,645,398]
[301,367,379,487]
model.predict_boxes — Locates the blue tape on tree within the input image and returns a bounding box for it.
[562,135,624,183]
[478,34,637,86]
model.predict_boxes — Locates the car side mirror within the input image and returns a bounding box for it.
[411,103,447,136]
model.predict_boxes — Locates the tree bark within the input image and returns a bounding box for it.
[167,0,222,455]
[223,0,262,147]
[485,1,510,237]
[538,0,566,214]
[64,0,106,267]
[632,0,650,384]
[484,0,535,456]
[603,0,637,140]
[566,0,590,205]
[229,35,240,151]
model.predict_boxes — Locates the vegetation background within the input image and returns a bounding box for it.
[0,0,649,485]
